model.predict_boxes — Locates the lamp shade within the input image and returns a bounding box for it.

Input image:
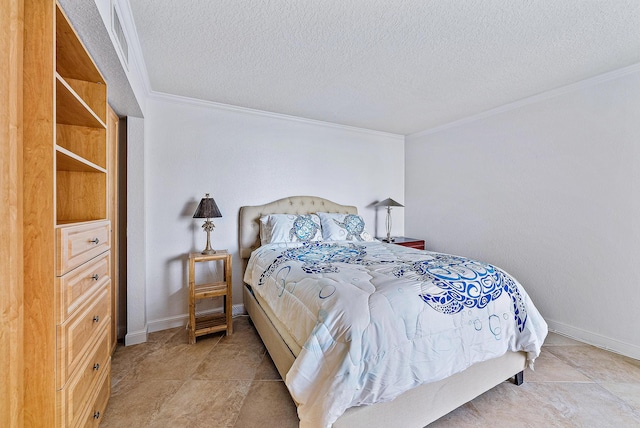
[375,198,404,208]
[193,193,222,218]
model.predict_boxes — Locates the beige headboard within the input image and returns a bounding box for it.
[239,196,357,259]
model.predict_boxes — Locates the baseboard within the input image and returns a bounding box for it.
[124,325,148,346]
[129,312,638,359]
[147,304,247,334]
[233,303,247,317]
[546,318,640,360]
[147,313,186,333]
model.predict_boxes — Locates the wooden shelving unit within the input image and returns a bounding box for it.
[54,5,108,227]
[23,2,113,426]
[188,252,233,344]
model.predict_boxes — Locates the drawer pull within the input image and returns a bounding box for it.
[91,274,100,281]
[93,411,101,420]
[93,315,100,323]
[93,363,100,371]
[90,238,100,244]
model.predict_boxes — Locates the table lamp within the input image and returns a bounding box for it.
[193,193,222,254]
[375,197,404,242]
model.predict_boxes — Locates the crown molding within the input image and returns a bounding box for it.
[116,2,403,140]
[147,90,405,141]
[408,62,640,140]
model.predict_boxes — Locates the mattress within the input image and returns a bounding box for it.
[244,240,548,427]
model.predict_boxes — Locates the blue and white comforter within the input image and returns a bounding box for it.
[244,241,548,427]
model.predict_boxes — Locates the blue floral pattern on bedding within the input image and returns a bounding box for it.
[393,254,527,332]
[258,242,392,284]
[258,242,527,331]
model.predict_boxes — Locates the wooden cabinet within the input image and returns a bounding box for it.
[188,252,233,344]
[56,324,111,427]
[0,2,23,426]
[379,236,426,250]
[23,2,112,426]
[56,275,110,388]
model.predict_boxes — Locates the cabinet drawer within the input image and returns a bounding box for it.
[81,364,111,428]
[56,220,110,276]
[399,241,425,250]
[57,283,111,388]
[57,325,110,427]
[56,251,110,324]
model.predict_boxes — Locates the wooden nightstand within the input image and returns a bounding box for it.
[378,236,425,250]
[188,251,233,344]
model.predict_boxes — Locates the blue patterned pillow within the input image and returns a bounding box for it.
[317,212,375,242]
[259,214,322,244]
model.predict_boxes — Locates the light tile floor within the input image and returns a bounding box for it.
[102,317,640,427]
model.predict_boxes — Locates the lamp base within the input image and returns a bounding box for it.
[201,219,216,255]
[383,207,395,244]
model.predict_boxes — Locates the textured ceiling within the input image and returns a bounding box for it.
[129,0,640,135]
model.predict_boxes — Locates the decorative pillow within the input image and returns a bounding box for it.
[317,212,375,242]
[259,214,322,244]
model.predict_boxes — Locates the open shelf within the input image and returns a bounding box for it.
[56,124,106,169]
[193,313,228,337]
[55,5,104,84]
[55,219,110,227]
[56,146,107,173]
[56,75,106,129]
[194,281,228,299]
[55,5,106,124]
[56,170,107,224]
[63,77,106,122]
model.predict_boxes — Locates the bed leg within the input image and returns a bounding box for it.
[514,371,524,386]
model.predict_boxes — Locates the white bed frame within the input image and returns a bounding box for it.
[239,196,526,427]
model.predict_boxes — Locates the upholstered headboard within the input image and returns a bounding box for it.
[238,196,357,259]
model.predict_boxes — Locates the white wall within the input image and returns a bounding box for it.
[142,96,404,332]
[405,67,640,359]
[124,117,147,345]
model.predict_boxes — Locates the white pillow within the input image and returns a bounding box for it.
[259,214,322,244]
[317,212,375,242]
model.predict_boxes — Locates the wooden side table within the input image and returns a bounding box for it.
[188,251,233,344]
[377,236,425,250]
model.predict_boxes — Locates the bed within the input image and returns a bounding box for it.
[239,196,547,428]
